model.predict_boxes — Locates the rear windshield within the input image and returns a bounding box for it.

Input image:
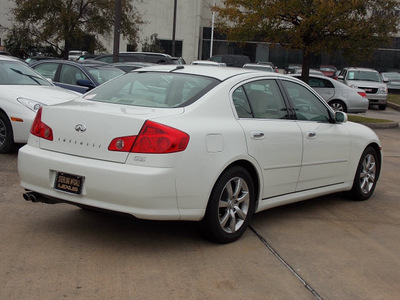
[84,71,220,108]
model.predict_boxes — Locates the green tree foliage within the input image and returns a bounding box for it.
[142,33,165,53]
[214,0,400,80]
[9,0,145,58]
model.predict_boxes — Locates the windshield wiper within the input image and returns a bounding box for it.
[10,68,44,85]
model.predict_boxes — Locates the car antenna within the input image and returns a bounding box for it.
[170,65,184,72]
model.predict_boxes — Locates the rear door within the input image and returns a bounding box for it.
[233,79,303,199]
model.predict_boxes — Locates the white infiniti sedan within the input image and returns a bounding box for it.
[18,65,382,243]
[0,55,80,153]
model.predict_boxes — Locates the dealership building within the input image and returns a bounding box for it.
[1,0,400,70]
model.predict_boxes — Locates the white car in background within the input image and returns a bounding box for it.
[337,67,388,110]
[18,66,381,243]
[0,55,80,153]
[291,74,369,113]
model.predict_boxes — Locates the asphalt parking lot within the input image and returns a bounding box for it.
[0,108,399,300]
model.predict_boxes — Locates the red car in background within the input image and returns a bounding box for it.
[319,65,337,77]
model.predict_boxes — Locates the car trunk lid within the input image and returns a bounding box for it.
[38,99,184,163]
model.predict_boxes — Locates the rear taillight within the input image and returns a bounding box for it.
[30,107,53,141]
[108,136,137,152]
[358,91,367,98]
[108,120,190,153]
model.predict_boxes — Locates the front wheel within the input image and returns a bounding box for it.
[349,146,380,201]
[201,166,255,243]
[0,112,15,153]
[378,104,387,110]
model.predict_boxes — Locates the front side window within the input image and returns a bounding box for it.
[84,72,219,108]
[59,65,89,85]
[308,77,334,88]
[282,80,331,122]
[233,79,288,119]
[86,67,124,84]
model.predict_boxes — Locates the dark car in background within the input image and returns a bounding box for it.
[92,52,185,65]
[31,60,124,93]
[208,54,250,67]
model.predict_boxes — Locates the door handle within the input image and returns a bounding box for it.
[307,131,317,139]
[250,131,265,139]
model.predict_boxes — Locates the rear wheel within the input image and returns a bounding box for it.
[378,104,387,110]
[329,100,347,112]
[0,112,15,153]
[201,166,255,243]
[349,146,380,201]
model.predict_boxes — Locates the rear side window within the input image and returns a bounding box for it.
[233,79,289,119]
[84,72,219,108]
[308,77,334,88]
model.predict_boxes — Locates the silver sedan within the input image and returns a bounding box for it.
[291,74,369,113]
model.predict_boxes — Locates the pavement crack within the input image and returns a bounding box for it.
[249,226,324,300]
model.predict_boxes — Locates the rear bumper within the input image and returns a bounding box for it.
[18,145,183,220]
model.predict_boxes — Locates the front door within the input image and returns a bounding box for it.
[281,79,350,191]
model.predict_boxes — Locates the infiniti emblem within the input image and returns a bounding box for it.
[75,124,87,132]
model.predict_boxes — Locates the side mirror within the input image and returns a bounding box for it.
[335,111,348,123]
[337,75,344,80]
[76,79,96,90]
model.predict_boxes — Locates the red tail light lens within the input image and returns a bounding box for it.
[108,136,137,152]
[131,121,189,153]
[108,120,190,153]
[30,107,53,141]
[358,91,367,98]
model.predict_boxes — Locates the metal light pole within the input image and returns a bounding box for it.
[172,0,177,57]
[113,0,122,63]
[210,0,216,58]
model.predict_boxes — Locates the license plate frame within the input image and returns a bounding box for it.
[54,172,84,195]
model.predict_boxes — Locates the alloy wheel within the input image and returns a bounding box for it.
[218,176,250,234]
[359,153,376,194]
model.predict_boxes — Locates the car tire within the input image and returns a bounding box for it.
[201,166,255,243]
[0,111,15,154]
[378,104,387,110]
[329,100,347,112]
[349,146,380,201]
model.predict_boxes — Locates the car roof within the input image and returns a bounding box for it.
[134,65,289,81]
[344,67,379,72]
[31,59,114,68]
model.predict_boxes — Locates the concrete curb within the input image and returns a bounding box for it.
[388,101,400,112]
[356,101,400,129]
[360,121,399,129]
